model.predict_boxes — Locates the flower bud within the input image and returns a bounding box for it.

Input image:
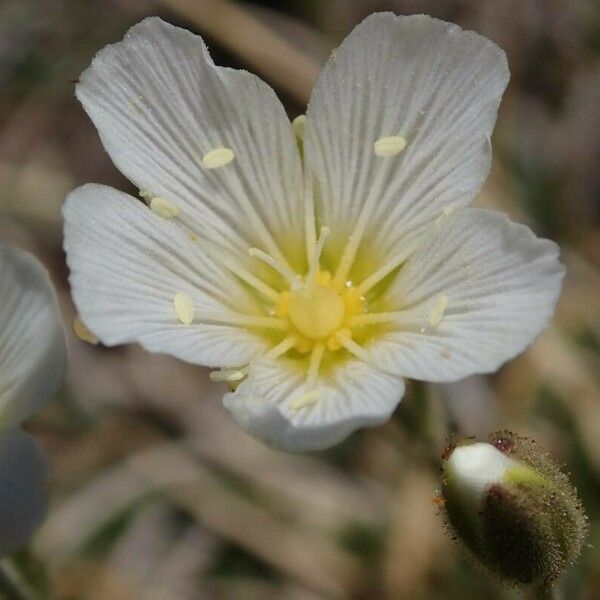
[440,431,587,587]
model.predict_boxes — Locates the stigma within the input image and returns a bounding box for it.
[274,270,365,354]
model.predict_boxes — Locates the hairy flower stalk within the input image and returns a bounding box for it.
[440,432,587,590]
[64,14,565,451]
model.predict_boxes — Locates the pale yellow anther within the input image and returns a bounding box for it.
[290,390,319,410]
[292,114,307,140]
[139,190,153,203]
[374,135,407,157]
[209,369,245,383]
[72,316,99,345]
[150,197,180,219]
[202,147,235,169]
[429,294,448,327]
[435,205,456,230]
[173,292,195,325]
[443,204,456,217]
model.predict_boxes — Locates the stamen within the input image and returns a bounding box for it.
[435,204,457,230]
[306,342,325,388]
[173,292,195,325]
[335,332,370,361]
[292,114,307,141]
[150,197,180,219]
[347,311,423,328]
[327,328,351,351]
[374,135,407,157]
[306,226,330,287]
[264,336,298,360]
[186,231,280,303]
[139,190,153,203]
[202,147,235,169]
[334,135,408,287]
[224,315,288,330]
[355,252,407,296]
[346,313,399,327]
[429,294,448,327]
[249,247,300,287]
[209,368,247,383]
[72,316,99,345]
[217,253,280,303]
[443,204,456,217]
[290,390,319,410]
[335,332,400,377]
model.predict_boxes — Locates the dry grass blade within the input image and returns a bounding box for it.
[160,0,321,104]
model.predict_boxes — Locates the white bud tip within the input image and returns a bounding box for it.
[446,443,515,506]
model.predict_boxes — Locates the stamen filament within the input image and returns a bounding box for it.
[183,228,281,303]
[249,247,300,287]
[201,313,288,330]
[306,226,330,287]
[347,311,423,328]
[333,158,399,287]
[336,333,371,362]
[333,232,361,289]
[306,342,325,388]
[218,254,280,302]
[347,313,401,327]
[335,333,399,377]
[355,251,408,296]
[304,189,317,265]
[264,336,298,360]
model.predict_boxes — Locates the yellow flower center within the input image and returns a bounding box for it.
[289,285,344,340]
[274,269,366,355]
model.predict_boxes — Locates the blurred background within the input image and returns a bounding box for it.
[0,0,599,598]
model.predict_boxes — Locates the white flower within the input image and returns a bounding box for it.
[63,14,564,451]
[0,243,66,554]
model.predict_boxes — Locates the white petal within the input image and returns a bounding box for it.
[223,358,404,452]
[76,17,306,271]
[0,243,65,428]
[305,13,509,280]
[0,430,49,556]
[366,208,564,381]
[63,184,268,367]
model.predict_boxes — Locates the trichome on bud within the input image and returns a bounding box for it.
[439,431,587,588]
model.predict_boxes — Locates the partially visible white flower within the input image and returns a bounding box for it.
[0,242,66,555]
[63,14,564,451]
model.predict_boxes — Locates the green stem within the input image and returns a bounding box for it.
[0,561,37,600]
